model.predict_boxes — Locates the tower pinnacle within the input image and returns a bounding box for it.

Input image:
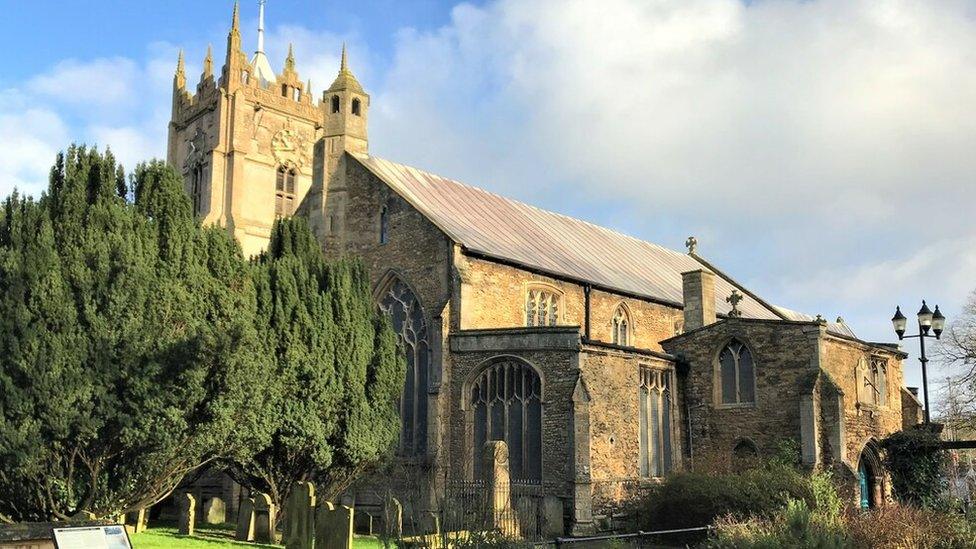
[231,0,240,32]
[285,43,295,72]
[203,44,213,79]
[257,0,266,53]
[328,44,364,94]
[174,49,186,89]
[341,43,348,72]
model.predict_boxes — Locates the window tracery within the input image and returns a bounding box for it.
[612,305,631,346]
[639,367,673,477]
[525,287,560,327]
[275,166,297,217]
[718,339,755,405]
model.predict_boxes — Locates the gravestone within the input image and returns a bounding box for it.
[482,440,519,538]
[285,481,315,549]
[235,497,256,541]
[253,492,276,544]
[422,511,440,536]
[542,496,565,538]
[315,502,353,549]
[126,508,147,533]
[382,497,403,540]
[178,493,196,536]
[203,497,226,524]
[353,510,374,535]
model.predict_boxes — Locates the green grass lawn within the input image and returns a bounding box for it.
[130,526,384,548]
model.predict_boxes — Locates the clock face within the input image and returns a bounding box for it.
[272,128,310,168]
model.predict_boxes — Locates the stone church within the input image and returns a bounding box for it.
[168,2,923,535]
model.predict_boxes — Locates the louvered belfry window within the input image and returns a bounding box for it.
[379,278,429,456]
[525,288,559,327]
[471,359,543,483]
[275,166,296,217]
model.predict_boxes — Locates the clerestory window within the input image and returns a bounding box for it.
[612,305,631,346]
[525,287,560,327]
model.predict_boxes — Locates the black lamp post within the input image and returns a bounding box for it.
[892,300,946,424]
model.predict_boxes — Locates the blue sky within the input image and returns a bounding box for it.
[2,0,976,409]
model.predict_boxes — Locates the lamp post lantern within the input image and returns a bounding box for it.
[892,300,946,424]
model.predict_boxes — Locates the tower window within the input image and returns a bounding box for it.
[379,205,389,244]
[281,84,288,97]
[242,71,250,84]
[331,95,340,113]
[275,166,297,217]
[190,164,205,216]
[293,88,301,101]
[352,98,361,116]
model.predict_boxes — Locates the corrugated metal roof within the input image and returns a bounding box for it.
[356,154,784,321]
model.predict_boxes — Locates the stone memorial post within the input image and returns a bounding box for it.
[178,493,196,536]
[285,481,315,549]
[482,440,519,538]
[253,492,277,544]
[235,497,256,541]
[315,502,353,549]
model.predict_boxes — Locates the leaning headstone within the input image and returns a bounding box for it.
[285,482,315,549]
[382,497,403,540]
[421,511,440,536]
[315,502,353,549]
[253,492,276,544]
[235,497,256,541]
[126,508,147,533]
[203,497,226,524]
[482,440,519,538]
[542,496,565,538]
[178,493,196,536]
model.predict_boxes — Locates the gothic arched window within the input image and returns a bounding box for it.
[525,286,560,327]
[470,359,542,482]
[379,277,430,456]
[190,164,205,216]
[352,98,362,116]
[331,95,340,113]
[612,305,631,346]
[639,367,673,477]
[861,357,888,407]
[275,166,297,217]
[718,339,755,405]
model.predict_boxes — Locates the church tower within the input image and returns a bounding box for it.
[167,1,357,257]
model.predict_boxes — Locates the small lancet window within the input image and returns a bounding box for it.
[379,205,389,244]
[718,339,755,405]
[282,84,288,97]
[612,305,631,346]
[352,98,362,116]
[525,287,560,327]
[293,88,301,101]
[242,71,250,84]
[275,166,297,217]
[190,164,205,216]
[331,95,340,113]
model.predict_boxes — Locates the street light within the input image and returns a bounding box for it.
[891,300,946,424]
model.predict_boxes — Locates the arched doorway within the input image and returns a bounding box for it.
[858,443,884,509]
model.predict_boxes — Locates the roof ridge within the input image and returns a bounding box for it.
[360,154,690,259]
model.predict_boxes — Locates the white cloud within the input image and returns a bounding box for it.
[28,57,140,109]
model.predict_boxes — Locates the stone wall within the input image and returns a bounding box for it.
[456,255,683,351]
[820,336,906,467]
[662,319,821,468]
[579,344,677,515]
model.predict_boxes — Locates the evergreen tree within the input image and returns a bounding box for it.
[228,216,404,516]
[0,147,270,521]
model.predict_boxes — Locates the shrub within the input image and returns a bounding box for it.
[844,505,976,549]
[639,464,813,532]
[881,428,949,508]
[705,499,849,549]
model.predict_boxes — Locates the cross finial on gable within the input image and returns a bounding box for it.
[727,289,743,318]
[685,236,698,255]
